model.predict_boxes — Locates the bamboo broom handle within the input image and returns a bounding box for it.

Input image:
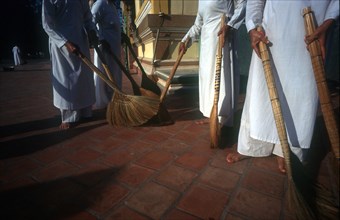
[302,7,339,159]
[213,20,224,110]
[159,38,190,102]
[257,27,293,177]
[77,51,120,91]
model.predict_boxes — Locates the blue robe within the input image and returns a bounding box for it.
[42,0,96,110]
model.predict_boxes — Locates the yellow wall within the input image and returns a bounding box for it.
[134,0,199,62]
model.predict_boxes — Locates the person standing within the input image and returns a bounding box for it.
[226,0,339,173]
[42,0,99,129]
[12,45,22,66]
[91,0,122,109]
[179,0,246,129]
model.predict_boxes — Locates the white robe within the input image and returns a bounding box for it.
[42,0,96,110]
[91,0,122,109]
[181,0,246,126]
[238,0,339,160]
[12,46,22,66]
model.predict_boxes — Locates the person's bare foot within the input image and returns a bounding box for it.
[226,152,250,163]
[59,122,70,130]
[195,117,209,125]
[276,156,286,174]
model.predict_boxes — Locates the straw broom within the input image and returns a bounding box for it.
[257,26,338,219]
[77,50,160,127]
[302,7,339,160]
[210,15,225,148]
[102,44,173,126]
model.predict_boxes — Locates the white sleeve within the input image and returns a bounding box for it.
[42,0,67,48]
[245,0,266,32]
[227,0,246,30]
[181,12,203,48]
[325,0,339,21]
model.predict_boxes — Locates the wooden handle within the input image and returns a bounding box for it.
[77,50,119,91]
[302,7,339,159]
[159,38,190,102]
[212,14,226,106]
[257,26,292,176]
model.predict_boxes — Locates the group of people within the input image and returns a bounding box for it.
[42,0,122,129]
[179,0,338,173]
[42,0,338,173]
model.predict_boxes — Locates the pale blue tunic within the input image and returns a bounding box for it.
[182,0,246,126]
[238,0,339,160]
[91,0,122,109]
[42,0,96,110]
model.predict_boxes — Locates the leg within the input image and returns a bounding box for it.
[226,150,250,163]
[60,109,80,129]
[276,156,286,174]
[195,117,210,125]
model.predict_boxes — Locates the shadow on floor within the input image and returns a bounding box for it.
[0,110,107,159]
[0,167,121,220]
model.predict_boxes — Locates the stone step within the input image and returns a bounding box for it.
[155,67,199,95]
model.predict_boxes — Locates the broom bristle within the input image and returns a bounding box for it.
[210,105,220,148]
[106,92,160,127]
[286,152,339,220]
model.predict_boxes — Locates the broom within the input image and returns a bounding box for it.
[121,33,162,96]
[101,43,173,126]
[76,50,160,127]
[302,7,339,160]
[210,15,225,148]
[257,26,338,219]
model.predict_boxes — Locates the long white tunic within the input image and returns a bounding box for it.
[12,46,22,66]
[91,0,122,109]
[238,0,339,157]
[42,0,96,110]
[182,0,246,126]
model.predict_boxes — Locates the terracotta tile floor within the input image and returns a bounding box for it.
[0,59,338,219]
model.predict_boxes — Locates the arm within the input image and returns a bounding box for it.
[245,0,268,58]
[305,0,339,60]
[227,0,246,30]
[179,12,203,54]
[41,0,68,48]
[217,0,246,46]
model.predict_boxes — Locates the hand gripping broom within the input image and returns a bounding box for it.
[77,50,160,127]
[257,26,338,219]
[210,15,225,148]
[302,7,339,162]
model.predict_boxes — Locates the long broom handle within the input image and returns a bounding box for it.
[302,7,339,159]
[94,45,115,83]
[77,50,119,92]
[213,16,225,111]
[101,43,142,94]
[210,15,225,123]
[159,38,190,102]
[257,27,293,178]
[122,33,150,81]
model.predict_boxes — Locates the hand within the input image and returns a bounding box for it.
[88,29,99,48]
[65,41,79,54]
[249,28,269,58]
[178,41,187,55]
[304,19,334,61]
[217,24,230,47]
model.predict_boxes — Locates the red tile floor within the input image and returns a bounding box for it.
[0,59,339,219]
